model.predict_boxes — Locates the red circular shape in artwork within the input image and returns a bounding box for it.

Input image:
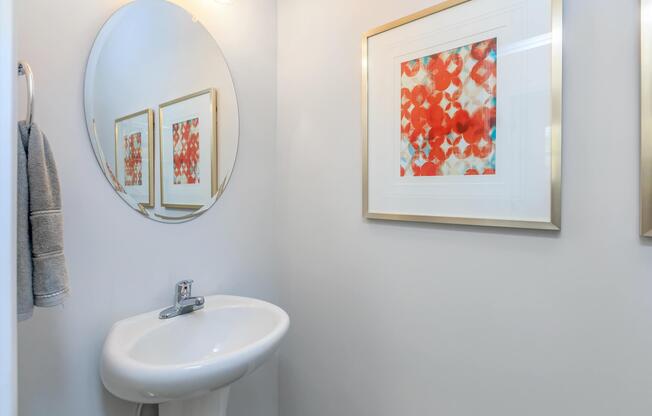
[451,109,470,135]
[401,60,421,77]
[427,105,451,137]
[409,107,429,140]
[420,161,439,176]
[410,85,429,107]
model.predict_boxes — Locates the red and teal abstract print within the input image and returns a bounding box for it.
[123,132,142,186]
[400,38,497,177]
[172,117,200,185]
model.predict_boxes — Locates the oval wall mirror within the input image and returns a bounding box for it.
[84,0,239,223]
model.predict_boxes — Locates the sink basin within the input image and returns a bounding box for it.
[101,295,289,415]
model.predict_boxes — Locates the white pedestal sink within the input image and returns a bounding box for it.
[100,295,289,416]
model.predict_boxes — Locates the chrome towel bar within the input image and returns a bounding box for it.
[17,61,34,128]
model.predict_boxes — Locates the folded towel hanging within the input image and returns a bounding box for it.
[16,61,69,321]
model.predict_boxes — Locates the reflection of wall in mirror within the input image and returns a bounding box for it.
[90,0,237,215]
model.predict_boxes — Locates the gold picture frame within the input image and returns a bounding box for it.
[641,0,652,236]
[159,88,218,210]
[362,0,563,230]
[114,108,155,208]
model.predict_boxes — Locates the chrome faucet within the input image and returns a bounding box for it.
[159,280,205,319]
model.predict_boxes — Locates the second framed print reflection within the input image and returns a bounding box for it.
[114,109,155,208]
[159,88,218,209]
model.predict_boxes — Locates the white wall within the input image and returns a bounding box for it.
[277,1,652,415]
[16,0,652,415]
[15,0,278,415]
[0,0,16,414]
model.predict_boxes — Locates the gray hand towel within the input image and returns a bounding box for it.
[17,122,32,320]
[17,121,69,321]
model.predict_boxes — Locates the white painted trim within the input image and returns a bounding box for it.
[0,0,17,413]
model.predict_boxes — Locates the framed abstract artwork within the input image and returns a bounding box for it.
[114,109,155,208]
[159,88,218,209]
[642,0,652,236]
[363,0,562,230]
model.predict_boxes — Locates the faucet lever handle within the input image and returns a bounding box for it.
[175,279,194,299]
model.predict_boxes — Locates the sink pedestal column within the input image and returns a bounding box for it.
[159,386,230,416]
